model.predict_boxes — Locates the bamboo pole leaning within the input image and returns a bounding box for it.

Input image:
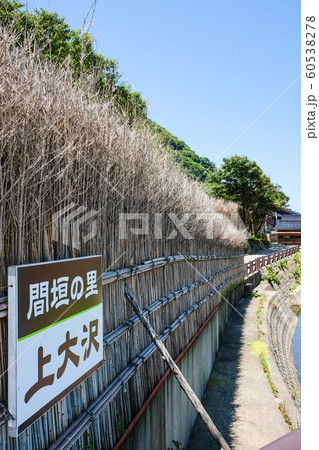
[124,285,232,450]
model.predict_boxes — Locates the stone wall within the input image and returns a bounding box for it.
[260,256,301,412]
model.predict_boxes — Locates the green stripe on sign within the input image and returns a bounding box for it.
[18,303,102,341]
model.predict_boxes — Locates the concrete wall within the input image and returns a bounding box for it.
[245,271,262,290]
[288,285,301,306]
[267,291,301,413]
[259,258,301,414]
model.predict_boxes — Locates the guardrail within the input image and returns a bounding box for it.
[244,246,300,277]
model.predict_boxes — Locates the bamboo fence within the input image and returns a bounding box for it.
[0,28,247,449]
[0,253,244,449]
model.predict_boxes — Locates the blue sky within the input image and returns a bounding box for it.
[26,0,301,211]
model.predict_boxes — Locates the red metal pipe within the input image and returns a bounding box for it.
[113,300,226,449]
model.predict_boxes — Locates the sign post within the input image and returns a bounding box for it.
[8,256,103,436]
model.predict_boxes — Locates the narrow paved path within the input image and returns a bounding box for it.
[187,286,296,450]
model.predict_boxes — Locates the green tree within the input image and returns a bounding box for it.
[206,156,289,234]
[148,120,216,181]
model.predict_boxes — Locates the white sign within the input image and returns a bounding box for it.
[8,256,103,436]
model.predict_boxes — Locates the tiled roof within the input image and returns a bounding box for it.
[280,216,301,222]
[276,208,301,216]
[275,219,301,231]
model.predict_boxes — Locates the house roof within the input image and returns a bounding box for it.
[276,207,301,216]
[279,215,301,222]
[275,218,301,231]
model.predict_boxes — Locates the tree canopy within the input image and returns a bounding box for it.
[148,120,216,181]
[206,156,289,234]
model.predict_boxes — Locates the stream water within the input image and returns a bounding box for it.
[291,310,301,383]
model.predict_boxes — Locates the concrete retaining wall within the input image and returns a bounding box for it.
[288,285,301,306]
[245,271,262,290]
[259,259,301,413]
[267,292,301,412]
